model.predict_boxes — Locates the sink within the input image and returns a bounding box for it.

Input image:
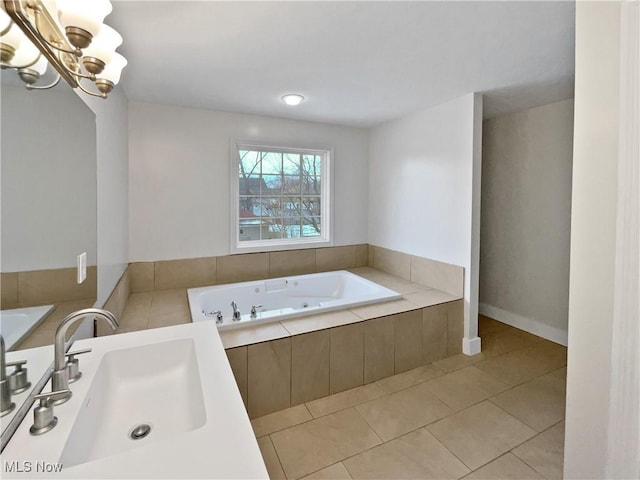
[1,321,268,478]
[60,339,206,467]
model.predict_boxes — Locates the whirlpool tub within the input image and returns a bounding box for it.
[188,270,401,330]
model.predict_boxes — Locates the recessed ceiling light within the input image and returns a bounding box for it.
[281,94,304,106]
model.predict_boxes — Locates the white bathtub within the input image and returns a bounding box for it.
[188,270,401,330]
[0,305,54,350]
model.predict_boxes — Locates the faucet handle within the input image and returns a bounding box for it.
[250,304,263,318]
[6,360,30,395]
[29,389,71,435]
[65,348,92,383]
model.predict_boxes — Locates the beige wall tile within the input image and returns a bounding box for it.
[102,269,130,324]
[281,310,362,336]
[316,246,357,272]
[351,299,417,320]
[1,272,19,309]
[220,322,291,349]
[248,338,291,418]
[292,331,330,405]
[410,255,464,296]
[343,428,469,479]
[355,244,369,268]
[447,300,464,355]
[269,249,316,278]
[270,408,382,479]
[330,323,364,394]
[423,305,448,364]
[257,436,286,480]
[217,253,269,285]
[154,257,216,290]
[393,310,423,373]
[251,404,312,438]
[18,267,96,306]
[370,245,411,280]
[364,316,395,383]
[427,401,536,470]
[129,262,154,292]
[226,346,248,409]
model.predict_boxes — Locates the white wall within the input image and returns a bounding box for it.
[80,89,130,308]
[480,100,574,345]
[368,93,483,352]
[564,2,621,478]
[1,84,96,271]
[128,101,369,262]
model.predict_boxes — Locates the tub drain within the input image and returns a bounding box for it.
[129,424,151,440]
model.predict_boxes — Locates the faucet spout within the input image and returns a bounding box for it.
[51,308,118,404]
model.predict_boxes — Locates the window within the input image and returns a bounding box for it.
[231,142,332,252]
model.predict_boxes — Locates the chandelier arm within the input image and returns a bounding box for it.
[0,20,12,37]
[24,72,61,90]
[76,80,106,99]
[31,5,81,57]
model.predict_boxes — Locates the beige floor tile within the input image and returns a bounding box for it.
[512,422,565,480]
[478,315,513,335]
[427,401,536,470]
[434,352,487,372]
[344,427,470,479]
[306,383,385,418]
[257,436,286,480]
[491,372,566,432]
[424,366,508,411]
[252,404,313,438]
[271,409,382,480]
[147,310,191,328]
[150,288,188,305]
[474,342,566,387]
[463,453,544,479]
[302,462,352,480]
[355,381,453,441]
[481,329,542,357]
[375,364,444,394]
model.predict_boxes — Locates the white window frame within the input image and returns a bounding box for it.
[230,140,334,254]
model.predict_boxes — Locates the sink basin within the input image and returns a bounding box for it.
[60,338,206,467]
[1,321,268,478]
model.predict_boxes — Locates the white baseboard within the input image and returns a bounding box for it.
[462,336,482,356]
[479,303,568,346]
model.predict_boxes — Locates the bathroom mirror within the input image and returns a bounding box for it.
[0,73,97,430]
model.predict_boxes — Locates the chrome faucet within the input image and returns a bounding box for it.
[231,301,241,321]
[250,304,263,318]
[0,336,15,417]
[51,308,118,405]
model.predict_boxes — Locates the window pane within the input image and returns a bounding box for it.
[302,217,322,237]
[301,176,321,195]
[262,174,282,193]
[238,174,263,196]
[261,152,282,174]
[262,218,284,239]
[283,216,302,238]
[282,197,301,217]
[302,154,322,177]
[301,197,321,216]
[282,175,301,194]
[258,197,281,217]
[283,153,301,175]
[239,219,262,241]
[239,150,260,176]
[239,196,259,217]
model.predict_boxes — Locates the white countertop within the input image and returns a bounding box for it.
[1,321,268,479]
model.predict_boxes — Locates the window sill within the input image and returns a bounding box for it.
[230,238,333,255]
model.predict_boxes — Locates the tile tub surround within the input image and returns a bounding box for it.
[252,324,566,480]
[225,300,463,418]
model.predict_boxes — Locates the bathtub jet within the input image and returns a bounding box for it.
[187,270,401,330]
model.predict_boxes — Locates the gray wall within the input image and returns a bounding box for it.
[479,99,573,344]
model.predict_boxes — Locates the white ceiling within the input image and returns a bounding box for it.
[108,1,575,127]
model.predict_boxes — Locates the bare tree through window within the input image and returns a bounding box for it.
[237,147,325,243]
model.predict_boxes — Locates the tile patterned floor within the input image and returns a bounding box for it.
[116,294,566,479]
[252,315,567,480]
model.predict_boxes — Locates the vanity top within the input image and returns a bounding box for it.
[1,321,268,479]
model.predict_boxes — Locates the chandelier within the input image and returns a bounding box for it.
[0,0,126,98]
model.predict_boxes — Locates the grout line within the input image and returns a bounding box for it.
[263,433,289,480]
